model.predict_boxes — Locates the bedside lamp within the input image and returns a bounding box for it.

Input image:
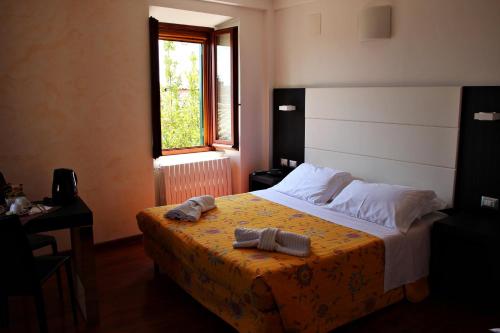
[474,112,500,121]
[279,105,296,112]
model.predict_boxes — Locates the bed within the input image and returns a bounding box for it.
[137,86,462,332]
[137,188,445,333]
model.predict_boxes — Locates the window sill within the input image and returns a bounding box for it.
[213,143,239,151]
[154,151,227,167]
[162,146,213,156]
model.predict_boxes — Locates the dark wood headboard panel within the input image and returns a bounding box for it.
[272,88,305,169]
[455,86,500,214]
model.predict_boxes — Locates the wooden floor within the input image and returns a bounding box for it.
[3,239,499,333]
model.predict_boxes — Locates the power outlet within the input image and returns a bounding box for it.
[280,158,288,167]
[289,160,298,168]
[481,196,499,210]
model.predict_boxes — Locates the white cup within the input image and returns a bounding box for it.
[15,196,31,210]
[9,203,23,215]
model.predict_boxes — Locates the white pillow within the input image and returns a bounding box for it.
[272,163,353,205]
[326,180,445,233]
[421,197,447,217]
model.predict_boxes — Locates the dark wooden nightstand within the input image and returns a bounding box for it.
[249,171,286,191]
[430,210,500,308]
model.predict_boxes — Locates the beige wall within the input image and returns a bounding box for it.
[0,0,270,249]
[274,0,500,87]
[0,0,155,249]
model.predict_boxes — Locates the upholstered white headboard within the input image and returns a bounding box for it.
[304,87,461,205]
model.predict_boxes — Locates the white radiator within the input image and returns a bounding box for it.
[154,156,232,205]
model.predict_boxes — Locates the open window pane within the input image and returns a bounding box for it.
[215,32,232,142]
[150,22,237,155]
[159,40,204,150]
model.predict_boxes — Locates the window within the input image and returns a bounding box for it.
[159,40,204,150]
[214,28,238,145]
[149,18,238,157]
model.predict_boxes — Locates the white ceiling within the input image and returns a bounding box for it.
[149,6,232,28]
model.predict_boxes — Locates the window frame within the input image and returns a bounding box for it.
[157,22,213,156]
[150,20,239,157]
[213,27,239,148]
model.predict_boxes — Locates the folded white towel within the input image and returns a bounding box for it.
[165,195,216,222]
[233,227,311,257]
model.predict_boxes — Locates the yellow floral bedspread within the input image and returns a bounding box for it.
[137,193,403,333]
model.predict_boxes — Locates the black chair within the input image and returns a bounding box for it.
[27,233,63,297]
[0,215,78,333]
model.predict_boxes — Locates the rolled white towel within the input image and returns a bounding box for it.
[190,195,216,212]
[233,227,311,257]
[165,195,216,222]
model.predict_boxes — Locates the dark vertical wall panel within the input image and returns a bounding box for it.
[273,88,305,169]
[455,87,500,215]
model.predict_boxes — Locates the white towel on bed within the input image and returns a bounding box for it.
[233,227,311,257]
[165,195,216,222]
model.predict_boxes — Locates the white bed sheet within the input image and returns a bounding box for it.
[253,188,447,292]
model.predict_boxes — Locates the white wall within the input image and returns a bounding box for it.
[274,0,500,87]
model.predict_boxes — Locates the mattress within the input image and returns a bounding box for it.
[136,192,421,333]
[254,189,447,292]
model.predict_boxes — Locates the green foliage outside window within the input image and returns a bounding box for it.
[160,41,203,150]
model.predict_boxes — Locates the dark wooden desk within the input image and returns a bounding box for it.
[23,197,99,325]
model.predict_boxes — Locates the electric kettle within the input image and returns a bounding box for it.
[52,168,78,205]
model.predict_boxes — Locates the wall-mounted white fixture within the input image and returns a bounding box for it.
[359,5,392,41]
[481,195,499,209]
[474,112,500,121]
[279,105,296,111]
[306,13,321,36]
